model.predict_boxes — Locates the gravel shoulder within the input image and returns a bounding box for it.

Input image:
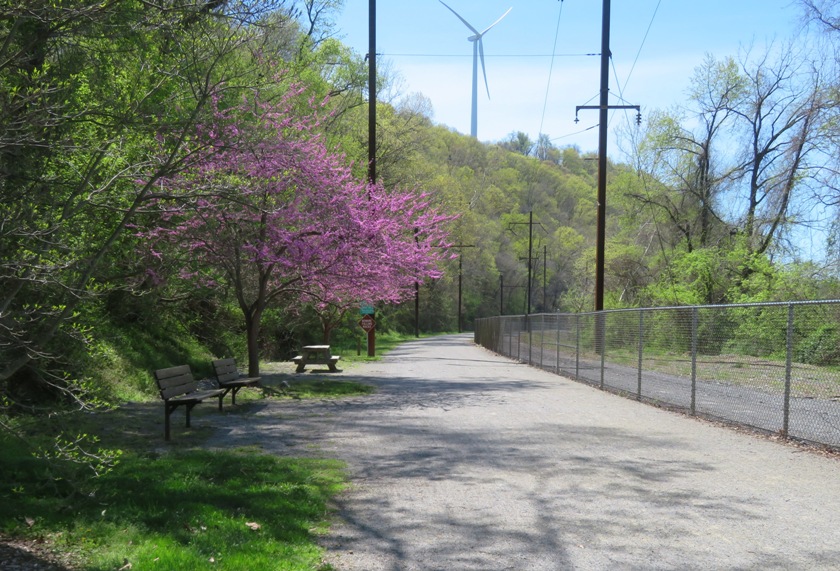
[203,334,840,570]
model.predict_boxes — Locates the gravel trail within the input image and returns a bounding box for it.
[208,334,840,570]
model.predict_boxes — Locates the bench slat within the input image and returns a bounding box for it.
[212,358,240,383]
[154,365,193,382]
[167,388,225,403]
[159,381,200,401]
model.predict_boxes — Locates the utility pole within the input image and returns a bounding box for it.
[528,211,533,317]
[543,244,547,311]
[499,278,526,316]
[451,244,475,333]
[508,211,544,316]
[366,0,377,354]
[574,0,640,312]
[499,274,504,315]
[595,0,609,314]
[367,0,376,185]
[509,211,543,363]
[414,227,419,337]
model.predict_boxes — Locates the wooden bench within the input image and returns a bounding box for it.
[211,358,261,405]
[292,345,341,373]
[154,365,226,441]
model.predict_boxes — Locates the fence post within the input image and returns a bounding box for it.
[507,317,512,358]
[637,310,644,401]
[599,312,606,389]
[556,315,561,375]
[575,314,580,380]
[691,307,698,416]
[783,303,793,437]
[527,314,532,364]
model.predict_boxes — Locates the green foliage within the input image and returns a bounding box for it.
[4,0,839,422]
[0,0,299,390]
[795,323,840,366]
[649,252,714,305]
[722,305,789,358]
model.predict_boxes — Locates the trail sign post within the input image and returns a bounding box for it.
[359,314,376,357]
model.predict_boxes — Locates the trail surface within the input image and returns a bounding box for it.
[209,334,840,570]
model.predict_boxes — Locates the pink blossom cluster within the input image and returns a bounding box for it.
[142,87,454,315]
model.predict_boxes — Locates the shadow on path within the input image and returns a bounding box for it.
[205,334,840,570]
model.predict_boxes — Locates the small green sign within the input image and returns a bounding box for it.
[360,303,375,315]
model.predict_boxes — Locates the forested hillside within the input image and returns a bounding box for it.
[2,0,840,410]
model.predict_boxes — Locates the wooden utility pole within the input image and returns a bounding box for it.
[367,0,376,354]
[575,0,640,313]
[596,0,609,313]
[367,0,376,185]
[508,212,543,316]
[452,244,475,332]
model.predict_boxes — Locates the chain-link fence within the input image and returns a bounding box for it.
[474,300,840,449]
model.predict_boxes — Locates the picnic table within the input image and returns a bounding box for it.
[292,345,341,373]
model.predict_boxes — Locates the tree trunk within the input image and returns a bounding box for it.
[244,309,262,378]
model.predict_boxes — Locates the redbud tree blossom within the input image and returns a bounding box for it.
[142,88,453,375]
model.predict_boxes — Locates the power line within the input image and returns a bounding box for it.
[551,122,599,142]
[381,52,596,58]
[538,0,566,138]
[607,1,661,135]
[619,0,662,95]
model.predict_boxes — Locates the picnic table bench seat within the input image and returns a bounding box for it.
[211,358,261,405]
[154,365,226,441]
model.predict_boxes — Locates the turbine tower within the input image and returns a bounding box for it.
[438,1,511,138]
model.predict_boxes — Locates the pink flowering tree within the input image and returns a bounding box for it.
[143,89,453,375]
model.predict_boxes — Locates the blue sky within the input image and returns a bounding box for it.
[334,0,809,156]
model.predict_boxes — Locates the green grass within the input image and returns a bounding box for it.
[583,346,840,397]
[0,356,384,570]
[0,436,344,570]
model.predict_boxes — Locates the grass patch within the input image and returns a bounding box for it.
[583,347,840,397]
[0,435,345,570]
[0,353,380,570]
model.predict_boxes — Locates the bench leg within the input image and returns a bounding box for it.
[185,402,197,428]
[296,363,306,373]
[165,403,174,441]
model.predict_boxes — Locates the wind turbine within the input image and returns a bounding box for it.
[438,1,512,138]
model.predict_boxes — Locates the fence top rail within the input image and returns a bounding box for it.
[475,299,840,322]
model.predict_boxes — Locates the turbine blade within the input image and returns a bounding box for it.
[480,7,512,36]
[479,39,490,99]
[438,0,479,36]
